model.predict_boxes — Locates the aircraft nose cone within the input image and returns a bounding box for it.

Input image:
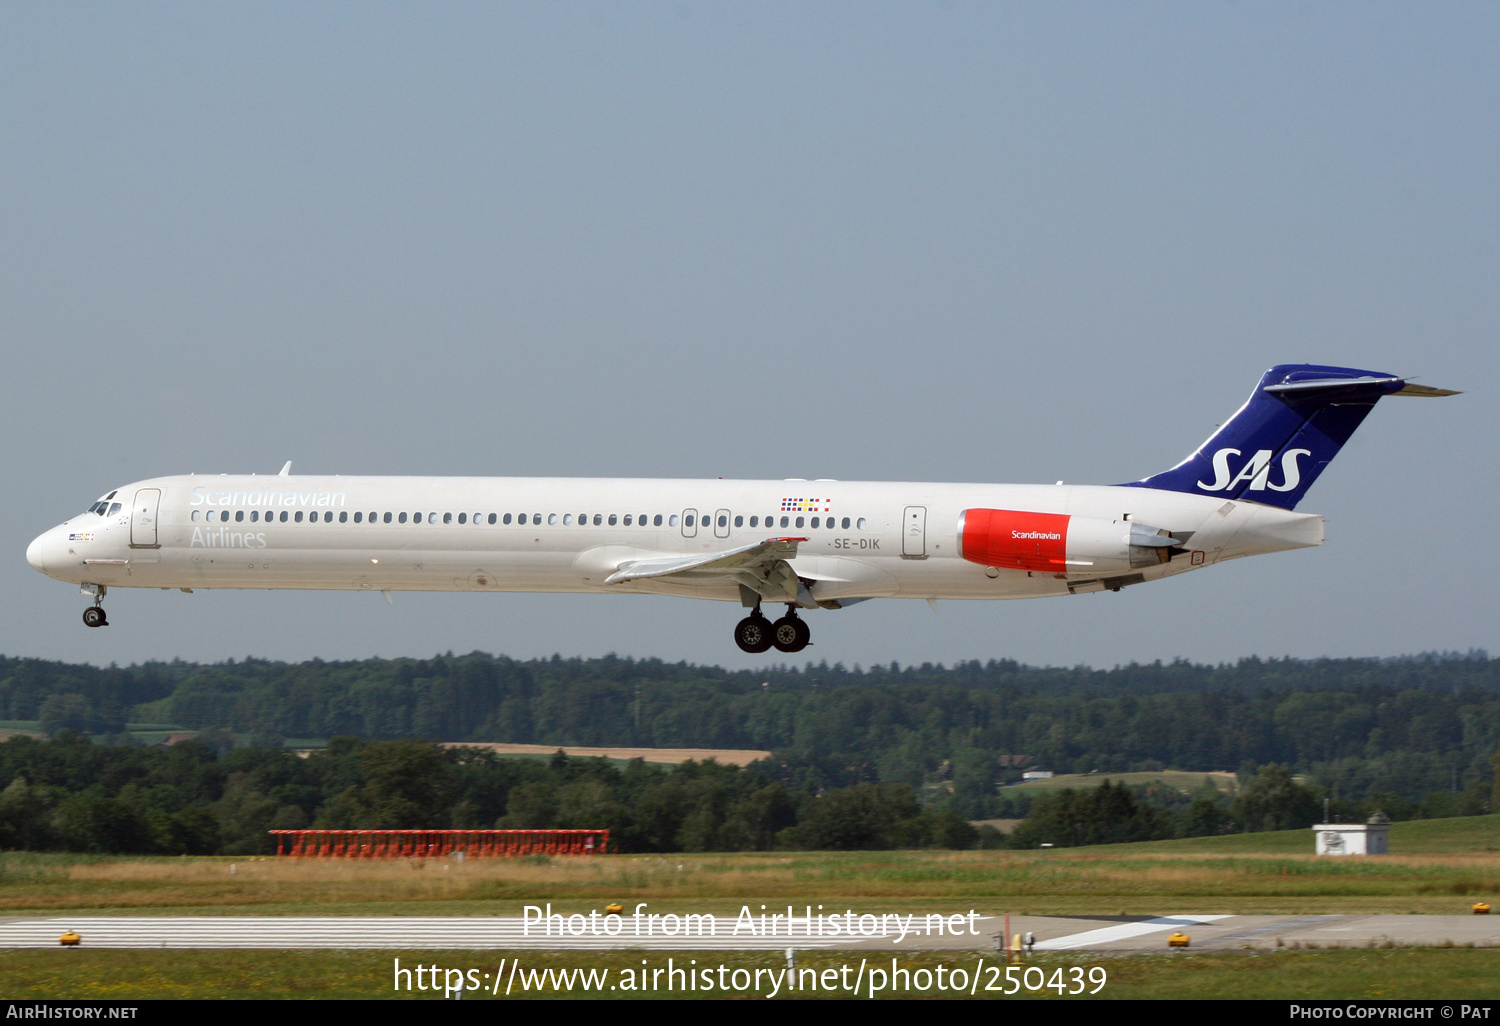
[26,532,49,572]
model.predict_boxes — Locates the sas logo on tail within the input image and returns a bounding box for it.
[1198,448,1312,493]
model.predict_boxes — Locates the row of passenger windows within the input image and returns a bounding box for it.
[191,508,869,530]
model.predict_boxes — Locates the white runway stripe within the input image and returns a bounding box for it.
[1033,914,1233,950]
[0,917,862,950]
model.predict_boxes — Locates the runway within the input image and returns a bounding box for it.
[1,913,1496,951]
[0,916,880,951]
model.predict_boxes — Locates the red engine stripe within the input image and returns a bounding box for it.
[961,509,1070,573]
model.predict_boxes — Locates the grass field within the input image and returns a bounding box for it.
[1009,770,1239,793]
[1,948,1497,1000]
[2,816,1496,919]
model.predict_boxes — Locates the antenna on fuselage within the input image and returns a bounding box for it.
[278,461,292,476]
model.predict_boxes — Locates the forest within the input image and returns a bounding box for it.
[1,649,1496,853]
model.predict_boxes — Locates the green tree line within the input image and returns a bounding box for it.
[0,734,977,855]
[1,650,1495,816]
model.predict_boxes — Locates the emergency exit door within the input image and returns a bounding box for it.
[902,505,927,558]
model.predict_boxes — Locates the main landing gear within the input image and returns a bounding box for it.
[82,585,108,628]
[734,606,810,654]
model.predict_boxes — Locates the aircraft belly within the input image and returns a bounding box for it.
[151,547,589,593]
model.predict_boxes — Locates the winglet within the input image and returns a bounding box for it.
[278,461,292,476]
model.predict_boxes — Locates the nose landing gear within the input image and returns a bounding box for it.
[81,585,108,628]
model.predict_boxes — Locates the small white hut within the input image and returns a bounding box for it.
[1312,812,1390,855]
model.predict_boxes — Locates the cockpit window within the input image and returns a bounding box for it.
[108,502,122,516]
[88,491,120,516]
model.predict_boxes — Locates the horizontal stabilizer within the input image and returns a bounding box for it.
[1394,383,1462,397]
[1262,375,1405,395]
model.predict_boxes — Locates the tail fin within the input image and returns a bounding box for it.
[1123,364,1458,510]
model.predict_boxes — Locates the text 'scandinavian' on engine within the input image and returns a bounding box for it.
[26,365,1457,652]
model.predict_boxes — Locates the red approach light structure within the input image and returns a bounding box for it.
[270,829,610,858]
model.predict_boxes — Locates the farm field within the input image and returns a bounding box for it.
[443,742,773,766]
[1008,770,1239,794]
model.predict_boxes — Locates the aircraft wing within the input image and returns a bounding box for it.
[603,537,808,585]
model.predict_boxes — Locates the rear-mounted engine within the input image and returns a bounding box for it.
[958,508,1180,576]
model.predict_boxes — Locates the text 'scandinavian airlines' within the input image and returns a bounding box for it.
[27,365,1455,653]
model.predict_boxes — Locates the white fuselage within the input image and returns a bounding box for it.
[27,473,1324,606]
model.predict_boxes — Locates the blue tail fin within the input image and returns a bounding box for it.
[1123,364,1455,510]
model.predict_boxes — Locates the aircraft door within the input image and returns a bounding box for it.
[682,508,698,538]
[902,505,927,558]
[131,488,162,548]
[714,508,731,538]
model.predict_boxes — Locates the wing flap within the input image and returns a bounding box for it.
[603,537,808,585]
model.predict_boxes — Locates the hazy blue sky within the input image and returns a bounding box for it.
[3,2,1495,671]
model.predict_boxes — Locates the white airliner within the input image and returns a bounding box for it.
[26,365,1454,653]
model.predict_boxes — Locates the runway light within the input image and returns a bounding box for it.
[370,559,379,564]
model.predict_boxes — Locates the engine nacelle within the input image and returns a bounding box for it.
[959,508,1178,576]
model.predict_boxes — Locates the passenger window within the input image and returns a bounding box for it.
[593,514,602,526]
[235,510,244,522]
[795,516,804,528]
[734,515,743,527]
[624,514,633,526]
[548,513,558,525]
[857,517,867,529]
[608,514,618,526]
[718,515,727,528]
[563,514,572,525]
[337,511,345,523]
[324,512,332,522]
[488,513,497,525]
[668,514,679,526]
[685,515,695,528]
[811,517,819,528]
[442,512,451,524]
[654,514,663,526]
[191,510,200,522]
[749,516,758,528]
[251,511,260,523]
[842,517,851,529]
[780,516,789,528]
[397,512,406,524]
[295,511,305,523]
